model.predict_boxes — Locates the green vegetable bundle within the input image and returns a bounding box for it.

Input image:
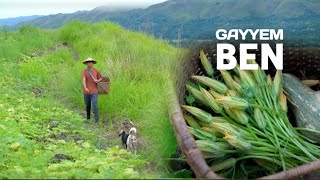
[182,50,320,178]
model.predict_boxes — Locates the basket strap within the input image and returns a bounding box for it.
[86,68,108,92]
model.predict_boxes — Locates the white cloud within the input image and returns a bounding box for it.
[0,0,167,19]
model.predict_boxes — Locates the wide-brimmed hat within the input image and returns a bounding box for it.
[83,57,97,64]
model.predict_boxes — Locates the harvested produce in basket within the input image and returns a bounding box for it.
[283,73,320,142]
[182,50,320,179]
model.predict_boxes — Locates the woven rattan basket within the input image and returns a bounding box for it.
[98,76,111,95]
[169,45,320,179]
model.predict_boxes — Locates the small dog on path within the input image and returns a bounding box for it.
[119,127,138,154]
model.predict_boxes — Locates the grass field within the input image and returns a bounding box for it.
[0,22,184,178]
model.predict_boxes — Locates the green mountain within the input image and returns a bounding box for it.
[20,0,320,42]
[0,15,43,26]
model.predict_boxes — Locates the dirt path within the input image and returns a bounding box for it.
[80,112,143,151]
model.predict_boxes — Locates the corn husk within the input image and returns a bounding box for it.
[200,87,222,113]
[202,151,224,159]
[215,96,249,110]
[188,127,216,141]
[211,123,242,137]
[224,106,238,121]
[226,90,238,97]
[192,75,228,94]
[267,74,272,85]
[199,50,214,77]
[220,70,235,90]
[254,108,266,129]
[231,108,249,125]
[239,70,255,89]
[273,70,282,98]
[232,80,242,93]
[234,75,241,84]
[211,158,237,172]
[209,89,223,98]
[249,59,266,85]
[186,84,207,105]
[183,114,201,129]
[201,127,224,137]
[196,140,231,152]
[279,88,288,112]
[182,105,213,123]
[224,132,251,150]
[197,140,228,158]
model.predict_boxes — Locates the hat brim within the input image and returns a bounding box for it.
[83,60,97,64]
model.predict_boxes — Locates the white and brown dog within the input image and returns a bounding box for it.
[119,127,138,154]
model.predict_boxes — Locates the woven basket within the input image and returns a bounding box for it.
[169,45,320,179]
[98,76,111,95]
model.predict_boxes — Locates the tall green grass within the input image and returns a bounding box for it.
[0,25,57,61]
[57,21,180,166]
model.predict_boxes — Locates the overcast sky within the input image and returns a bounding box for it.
[0,0,167,19]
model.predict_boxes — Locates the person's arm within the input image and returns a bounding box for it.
[82,71,89,93]
[83,78,89,92]
[94,70,103,83]
[93,78,102,83]
[96,78,103,82]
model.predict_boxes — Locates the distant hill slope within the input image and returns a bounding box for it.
[23,6,132,29]
[18,0,320,42]
[114,0,320,22]
[0,15,43,26]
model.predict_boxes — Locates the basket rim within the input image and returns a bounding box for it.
[101,76,111,83]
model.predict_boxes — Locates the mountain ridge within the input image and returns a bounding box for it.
[0,15,43,26]
[4,0,320,42]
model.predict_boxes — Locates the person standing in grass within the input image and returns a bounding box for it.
[82,57,102,124]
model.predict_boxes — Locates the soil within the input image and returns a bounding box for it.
[51,154,74,163]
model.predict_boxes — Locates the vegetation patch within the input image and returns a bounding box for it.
[0,22,183,178]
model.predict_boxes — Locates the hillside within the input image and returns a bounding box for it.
[0,22,182,178]
[18,0,320,42]
[21,7,131,29]
[0,15,43,26]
